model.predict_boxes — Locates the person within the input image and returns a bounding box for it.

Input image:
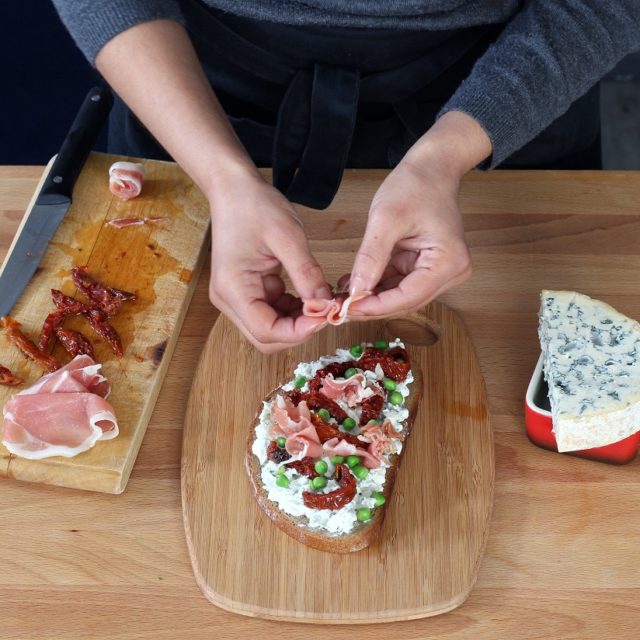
[52,1,640,353]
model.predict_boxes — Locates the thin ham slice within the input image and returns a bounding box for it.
[3,393,118,459]
[20,354,110,399]
[270,395,312,437]
[320,373,383,407]
[284,424,323,460]
[357,421,396,466]
[321,436,380,469]
[302,290,370,325]
[1,355,118,460]
[109,162,144,200]
[107,216,167,228]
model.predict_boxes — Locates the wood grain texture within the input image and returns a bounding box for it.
[182,304,493,623]
[0,153,209,493]
[1,168,640,638]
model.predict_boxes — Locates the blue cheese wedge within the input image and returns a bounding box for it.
[539,290,640,452]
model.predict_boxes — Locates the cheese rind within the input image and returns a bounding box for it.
[539,290,640,452]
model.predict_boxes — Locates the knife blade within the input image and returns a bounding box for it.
[0,85,113,317]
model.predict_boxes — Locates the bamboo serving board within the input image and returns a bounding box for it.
[0,152,209,493]
[182,302,494,623]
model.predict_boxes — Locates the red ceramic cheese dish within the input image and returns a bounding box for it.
[525,354,640,464]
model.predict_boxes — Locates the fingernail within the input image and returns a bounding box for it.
[314,287,331,299]
[349,278,364,296]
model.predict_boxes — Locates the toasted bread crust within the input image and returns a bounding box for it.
[245,363,423,553]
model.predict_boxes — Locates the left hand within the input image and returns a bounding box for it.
[347,111,491,319]
[345,159,472,319]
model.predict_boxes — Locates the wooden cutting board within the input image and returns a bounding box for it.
[0,152,209,493]
[182,302,494,623]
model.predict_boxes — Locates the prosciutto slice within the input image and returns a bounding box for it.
[3,394,118,459]
[302,290,370,325]
[1,355,118,460]
[320,373,383,407]
[109,162,144,200]
[21,354,110,398]
[321,437,380,469]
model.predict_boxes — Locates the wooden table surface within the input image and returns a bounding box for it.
[1,166,639,639]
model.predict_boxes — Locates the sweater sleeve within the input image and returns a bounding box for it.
[51,0,185,64]
[439,0,640,168]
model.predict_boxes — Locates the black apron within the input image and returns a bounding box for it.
[108,0,601,209]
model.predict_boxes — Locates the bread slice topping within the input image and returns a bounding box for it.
[250,339,414,536]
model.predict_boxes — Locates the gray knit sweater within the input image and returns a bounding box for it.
[52,0,640,166]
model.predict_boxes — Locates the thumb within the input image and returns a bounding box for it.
[274,230,331,300]
[349,217,397,295]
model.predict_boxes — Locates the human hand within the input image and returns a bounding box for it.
[208,173,332,353]
[347,112,492,319]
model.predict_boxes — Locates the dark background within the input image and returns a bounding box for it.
[1,0,638,167]
[0,0,106,165]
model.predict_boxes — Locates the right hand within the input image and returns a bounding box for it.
[208,172,332,353]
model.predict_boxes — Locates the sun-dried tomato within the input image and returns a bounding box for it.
[38,309,70,352]
[284,389,348,423]
[302,464,356,510]
[51,289,123,357]
[358,347,411,381]
[310,414,362,447]
[360,391,384,426]
[1,316,61,372]
[307,393,348,422]
[285,457,319,478]
[0,364,23,386]
[71,266,136,316]
[56,328,96,360]
[326,361,355,377]
[267,440,291,464]
[51,289,89,314]
[84,307,123,357]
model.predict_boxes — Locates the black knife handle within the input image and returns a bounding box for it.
[37,85,113,206]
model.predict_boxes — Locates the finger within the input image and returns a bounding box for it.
[272,230,331,300]
[349,258,471,319]
[336,273,351,293]
[272,292,303,316]
[212,270,326,350]
[262,274,286,305]
[349,216,398,296]
[225,271,327,344]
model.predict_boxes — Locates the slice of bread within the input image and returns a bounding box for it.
[245,344,423,553]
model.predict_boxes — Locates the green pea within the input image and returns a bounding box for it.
[346,455,361,469]
[353,464,369,481]
[356,508,372,522]
[342,417,356,431]
[349,344,363,358]
[276,436,286,448]
[388,391,404,406]
[344,367,357,378]
[317,408,331,422]
[276,465,286,476]
[308,480,316,491]
[314,460,328,474]
[276,474,290,488]
[331,455,345,464]
[312,476,327,489]
[294,375,306,388]
[372,491,386,507]
[367,419,381,425]
[383,378,397,392]
[374,340,388,349]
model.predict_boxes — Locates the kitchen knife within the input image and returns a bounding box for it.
[0,85,113,317]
